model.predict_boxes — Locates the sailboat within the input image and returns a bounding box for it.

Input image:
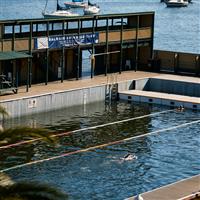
[43,0,79,18]
[64,0,87,8]
[84,0,100,15]
[165,0,188,7]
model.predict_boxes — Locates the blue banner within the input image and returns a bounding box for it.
[34,33,99,49]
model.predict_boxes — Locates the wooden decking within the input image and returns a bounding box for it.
[0,71,159,102]
[127,174,200,200]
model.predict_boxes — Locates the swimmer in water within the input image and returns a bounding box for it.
[123,153,137,161]
[135,194,144,200]
[176,105,185,112]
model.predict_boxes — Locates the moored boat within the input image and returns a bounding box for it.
[43,0,79,18]
[84,0,100,15]
[165,0,188,7]
[64,0,87,8]
[43,10,79,18]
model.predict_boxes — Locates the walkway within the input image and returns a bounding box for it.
[0,71,159,102]
[127,174,200,200]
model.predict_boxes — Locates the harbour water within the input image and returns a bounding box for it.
[1,102,200,199]
[0,0,200,53]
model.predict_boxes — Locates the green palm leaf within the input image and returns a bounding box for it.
[0,106,67,200]
[0,172,14,187]
[0,106,8,117]
[0,182,68,200]
[0,127,57,146]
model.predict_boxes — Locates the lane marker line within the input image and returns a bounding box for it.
[0,109,173,150]
[1,118,199,173]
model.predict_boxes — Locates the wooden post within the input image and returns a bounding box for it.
[174,53,179,73]
[120,17,123,74]
[26,58,30,92]
[14,61,18,93]
[105,18,109,76]
[45,21,49,85]
[195,55,200,76]
[150,14,155,60]
[12,24,14,50]
[61,21,65,83]
[46,49,49,85]
[135,15,139,72]
[76,19,80,80]
[91,18,95,78]
[61,47,65,83]
[0,24,3,39]
[29,22,33,87]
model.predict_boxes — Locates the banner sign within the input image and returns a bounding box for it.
[34,37,49,49]
[34,33,99,49]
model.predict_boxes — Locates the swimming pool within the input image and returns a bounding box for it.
[1,101,200,199]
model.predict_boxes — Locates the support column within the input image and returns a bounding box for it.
[105,18,109,76]
[45,21,49,85]
[195,55,200,76]
[29,22,33,87]
[150,14,155,59]
[174,53,179,73]
[26,58,30,92]
[135,16,139,72]
[120,17,123,74]
[91,18,95,78]
[61,21,65,83]
[12,24,15,51]
[46,49,49,85]
[14,61,18,93]
[76,19,81,80]
[61,47,65,83]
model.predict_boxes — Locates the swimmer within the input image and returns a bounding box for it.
[123,153,137,161]
[135,194,144,200]
[176,105,185,112]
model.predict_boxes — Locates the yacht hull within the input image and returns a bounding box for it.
[64,2,87,8]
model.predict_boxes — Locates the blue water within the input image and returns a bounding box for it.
[1,102,200,199]
[0,0,200,53]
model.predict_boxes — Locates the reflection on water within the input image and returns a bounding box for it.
[1,101,200,199]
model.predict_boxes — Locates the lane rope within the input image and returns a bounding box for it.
[1,118,200,173]
[0,109,173,150]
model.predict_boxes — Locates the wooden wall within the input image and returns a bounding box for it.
[154,50,200,75]
[99,28,151,43]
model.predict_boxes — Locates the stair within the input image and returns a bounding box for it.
[105,73,118,103]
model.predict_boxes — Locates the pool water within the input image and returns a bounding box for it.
[1,101,200,199]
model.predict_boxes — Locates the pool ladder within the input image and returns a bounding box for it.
[105,73,118,103]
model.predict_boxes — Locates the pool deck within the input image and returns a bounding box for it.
[118,74,200,110]
[119,90,200,105]
[0,71,159,102]
[1,72,200,103]
[127,174,200,200]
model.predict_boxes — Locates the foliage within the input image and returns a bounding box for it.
[0,126,57,146]
[0,182,68,200]
[0,106,8,117]
[0,105,68,200]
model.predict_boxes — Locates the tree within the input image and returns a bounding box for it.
[0,105,68,200]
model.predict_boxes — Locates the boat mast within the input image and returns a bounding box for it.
[57,0,61,11]
[42,0,48,15]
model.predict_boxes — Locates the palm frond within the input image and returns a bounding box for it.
[0,182,68,200]
[0,127,57,146]
[0,105,9,117]
[0,172,14,187]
